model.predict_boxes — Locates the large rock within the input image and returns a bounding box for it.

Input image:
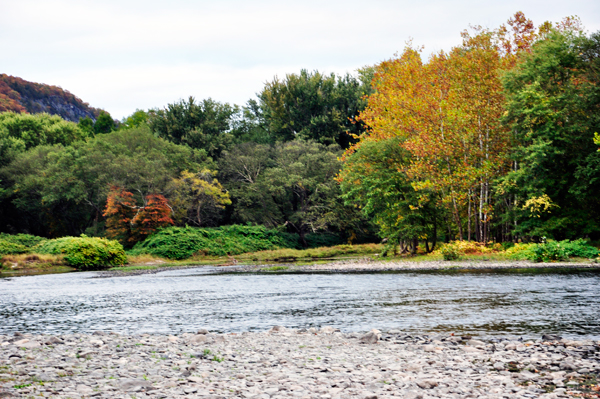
[416,379,439,389]
[360,329,381,344]
[118,379,153,392]
[188,334,208,344]
[269,326,287,333]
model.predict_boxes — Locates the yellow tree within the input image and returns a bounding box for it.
[345,12,542,242]
[168,170,231,227]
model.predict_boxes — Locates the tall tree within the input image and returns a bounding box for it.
[219,141,346,246]
[499,30,600,240]
[148,97,238,159]
[338,137,441,253]
[258,69,371,148]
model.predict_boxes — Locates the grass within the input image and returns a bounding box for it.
[261,265,289,272]
[0,253,73,275]
[234,243,382,262]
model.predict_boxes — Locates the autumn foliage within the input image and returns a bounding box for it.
[103,187,173,246]
[340,12,587,244]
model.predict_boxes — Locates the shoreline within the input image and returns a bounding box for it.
[1,328,598,398]
[95,258,600,278]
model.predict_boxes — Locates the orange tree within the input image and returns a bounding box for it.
[103,187,174,246]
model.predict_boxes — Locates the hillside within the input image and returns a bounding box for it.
[0,74,100,122]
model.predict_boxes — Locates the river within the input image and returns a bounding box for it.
[1,267,599,339]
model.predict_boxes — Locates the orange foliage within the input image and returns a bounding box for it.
[131,194,174,239]
[103,187,173,246]
[103,187,137,245]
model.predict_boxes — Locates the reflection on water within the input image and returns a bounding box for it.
[0,268,599,339]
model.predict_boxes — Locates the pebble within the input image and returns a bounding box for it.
[0,330,598,398]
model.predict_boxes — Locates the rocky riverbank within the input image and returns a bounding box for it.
[1,328,598,399]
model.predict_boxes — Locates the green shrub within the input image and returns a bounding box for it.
[531,240,567,262]
[0,233,47,248]
[0,239,28,255]
[504,243,537,260]
[559,239,599,259]
[440,243,461,261]
[130,225,301,260]
[34,236,126,269]
[505,239,598,262]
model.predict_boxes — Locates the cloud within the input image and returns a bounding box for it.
[1,0,598,118]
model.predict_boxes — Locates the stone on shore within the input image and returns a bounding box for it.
[0,329,598,399]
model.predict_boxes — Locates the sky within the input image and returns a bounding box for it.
[1,0,599,120]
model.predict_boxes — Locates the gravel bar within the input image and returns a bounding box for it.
[1,328,599,398]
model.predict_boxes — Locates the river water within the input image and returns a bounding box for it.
[1,267,599,339]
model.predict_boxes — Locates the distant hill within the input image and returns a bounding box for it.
[0,74,101,122]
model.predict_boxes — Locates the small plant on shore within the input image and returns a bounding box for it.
[262,265,289,272]
[440,244,461,261]
[531,239,567,262]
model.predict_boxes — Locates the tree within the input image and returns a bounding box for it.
[499,30,600,240]
[0,111,88,167]
[103,186,137,244]
[148,97,238,159]
[219,140,346,246]
[121,109,148,129]
[94,110,116,134]
[338,137,441,253]
[104,188,174,245]
[130,194,174,240]
[257,69,372,148]
[168,170,231,227]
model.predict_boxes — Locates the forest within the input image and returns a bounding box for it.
[1,13,599,262]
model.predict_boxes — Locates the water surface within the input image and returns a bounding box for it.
[1,268,598,339]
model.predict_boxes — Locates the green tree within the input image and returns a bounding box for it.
[257,69,372,148]
[499,30,600,240]
[148,97,238,159]
[121,109,148,129]
[94,110,116,134]
[0,111,88,167]
[219,141,344,246]
[78,116,94,135]
[338,137,441,254]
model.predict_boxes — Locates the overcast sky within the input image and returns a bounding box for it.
[1,0,599,120]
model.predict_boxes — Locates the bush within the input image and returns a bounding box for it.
[34,236,127,269]
[505,239,598,262]
[559,239,600,259]
[440,243,461,261]
[0,233,47,248]
[130,225,301,260]
[504,243,537,260]
[531,240,567,262]
[433,240,498,260]
[0,239,28,255]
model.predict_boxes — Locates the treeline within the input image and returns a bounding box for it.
[0,70,376,247]
[1,13,599,253]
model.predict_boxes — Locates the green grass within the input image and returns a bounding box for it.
[235,243,381,262]
[261,265,289,272]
